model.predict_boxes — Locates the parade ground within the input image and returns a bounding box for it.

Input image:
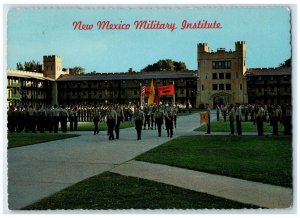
[7,112,292,211]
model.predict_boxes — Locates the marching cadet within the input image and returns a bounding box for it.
[216,105,220,121]
[52,105,60,133]
[28,105,36,133]
[106,105,117,140]
[73,106,78,131]
[93,110,100,135]
[134,106,144,140]
[38,105,47,133]
[164,104,174,137]
[155,105,164,137]
[236,104,242,135]
[229,105,235,135]
[46,105,53,133]
[143,104,151,130]
[22,106,30,133]
[115,104,124,139]
[59,105,69,133]
[7,106,15,132]
[173,104,178,128]
[33,106,40,132]
[206,104,211,134]
[150,103,156,130]
[256,104,265,136]
[68,107,75,131]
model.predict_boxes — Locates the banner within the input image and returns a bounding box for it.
[200,112,208,124]
[141,84,175,97]
[147,80,155,105]
[158,84,175,96]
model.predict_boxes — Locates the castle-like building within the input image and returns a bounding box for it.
[6,42,291,108]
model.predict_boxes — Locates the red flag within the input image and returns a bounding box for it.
[154,80,160,105]
[158,84,175,96]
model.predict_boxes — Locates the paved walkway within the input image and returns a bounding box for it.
[8,112,292,210]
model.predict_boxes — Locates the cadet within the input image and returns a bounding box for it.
[93,110,100,135]
[216,105,220,121]
[106,105,117,140]
[164,105,174,137]
[143,104,150,130]
[271,105,279,135]
[229,105,235,135]
[46,105,53,133]
[155,105,164,137]
[73,106,78,131]
[115,104,124,139]
[256,104,265,136]
[206,104,211,134]
[60,105,69,133]
[68,107,74,131]
[134,106,144,140]
[173,104,178,128]
[52,105,60,133]
[14,106,22,132]
[236,104,242,135]
[38,105,47,133]
[7,106,15,132]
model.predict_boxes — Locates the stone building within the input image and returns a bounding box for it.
[245,67,291,105]
[196,41,248,108]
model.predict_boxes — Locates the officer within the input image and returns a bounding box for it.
[93,110,100,135]
[7,106,15,132]
[59,105,69,133]
[38,105,47,133]
[229,105,235,135]
[143,104,150,130]
[165,105,174,137]
[206,104,211,134]
[115,104,124,139]
[52,105,60,133]
[236,104,242,135]
[134,106,144,140]
[155,105,164,137]
[256,104,265,136]
[73,106,78,131]
[106,105,117,140]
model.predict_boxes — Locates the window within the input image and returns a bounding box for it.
[202,85,204,91]
[219,84,224,90]
[226,84,231,90]
[212,61,231,69]
[236,72,239,78]
[219,73,224,79]
[213,73,217,79]
[212,84,218,90]
[180,89,184,94]
[226,73,231,79]
[240,84,242,90]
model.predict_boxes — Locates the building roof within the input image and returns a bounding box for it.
[245,67,291,77]
[57,72,198,81]
[7,71,55,81]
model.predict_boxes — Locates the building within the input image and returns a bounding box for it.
[196,41,248,108]
[245,67,291,105]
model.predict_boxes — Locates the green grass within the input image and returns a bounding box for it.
[136,135,292,187]
[69,121,134,131]
[23,172,259,210]
[8,132,80,149]
[194,120,284,133]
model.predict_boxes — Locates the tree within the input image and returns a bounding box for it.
[141,59,188,72]
[70,66,85,75]
[24,60,42,72]
[279,58,291,68]
[16,62,24,70]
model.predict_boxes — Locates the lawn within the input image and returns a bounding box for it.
[136,135,292,187]
[194,120,284,133]
[68,121,134,131]
[7,132,80,149]
[23,172,258,210]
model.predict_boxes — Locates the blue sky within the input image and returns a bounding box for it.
[7,7,291,72]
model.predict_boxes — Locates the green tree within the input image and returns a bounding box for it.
[16,62,24,70]
[70,66,85,75]
[141,59,188,72]
[279,58,291,68]
[23,60,42,72]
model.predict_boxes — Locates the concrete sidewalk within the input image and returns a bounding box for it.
[110,160,292,209]
[8,113,202,209]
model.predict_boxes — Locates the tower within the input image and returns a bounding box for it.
[43,55,63,80]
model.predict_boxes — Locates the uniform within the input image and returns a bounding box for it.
[59,107,69,133]
[257,106,265,136]
[38,107,47,133]
[93,111,100,135]
[143,105,150,130]
[165,109,174,137]
[236,105,242,135]
[134,108,144,140]
[106,108,117,140]
[115,106,124,139]
[271,107,279,135]
[52,106,60,133]
[155,108,164,137]
[229,107,235,134]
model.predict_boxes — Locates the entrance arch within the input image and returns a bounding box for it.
[211,92,232,107]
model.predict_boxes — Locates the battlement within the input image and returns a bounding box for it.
[43,55,61,61]
[198,41,246,54]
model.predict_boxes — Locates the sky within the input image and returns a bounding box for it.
[7,7,291,73]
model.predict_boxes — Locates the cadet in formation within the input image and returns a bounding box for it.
[134,106,144,140]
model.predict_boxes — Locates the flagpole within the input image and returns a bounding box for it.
[173,80,175,106]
